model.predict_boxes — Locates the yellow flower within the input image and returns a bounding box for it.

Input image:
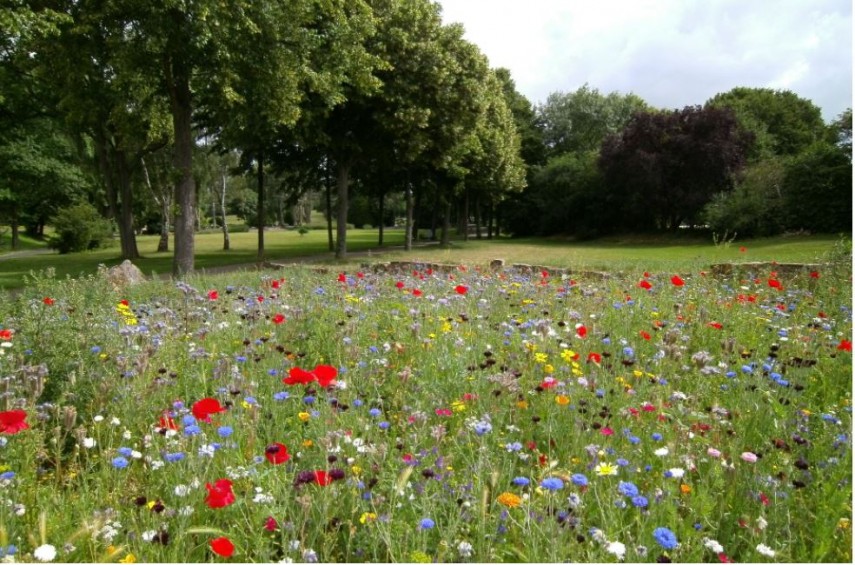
[543,364,555,374]
[516,400,529,410]
[534,352,548,364]
[302,439,313,448]
[497,492,522,508]
[451,400,466,412]
[594,462,618,476]
[441,321,452,333]
[119,554,137,563]
[410,551,431,563]
[359,512,377,524]
[351,465,362,476]
[680,483,692,494]
[838,517,850,530]
[560,349,577,363]
[633,370,644,378]
[297,412,310,422]
[555,395,570,406]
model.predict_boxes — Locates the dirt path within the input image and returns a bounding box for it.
[0,248,55,261]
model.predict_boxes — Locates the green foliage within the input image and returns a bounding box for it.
[704,157,789,237]
[48,202,113,254]
[780,142,852,233]
[707,87,826,159]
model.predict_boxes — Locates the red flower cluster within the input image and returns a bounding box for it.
[205,479,236,508]
[192,398,227,423]
[210,536,235,557]
[0,329,12,341]
[265,442,290,465]
[283,365,338,387]
[0,410,28,434]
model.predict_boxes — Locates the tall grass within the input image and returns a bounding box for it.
[0,240,849,562]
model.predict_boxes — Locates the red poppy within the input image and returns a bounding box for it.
[575,324,587,338]
[707,322,723,330]
[157,412,178,431]
[643,271,650,278]
[264,516,278,531]
[357,272,364,279]
[209,536,235,557]
[205,479,236,508]
[768,279,783,290]
[739,246,747,253]
[540,270,549,278]
[837,339,852,352]
[313,470,332,486]
[600,427,614,436]
[587,352,602,364]
[412,289,423,297]
[0,329,12,341]
[207,290,219,300]
[0,410,28,434]
[810,271,820,279]
[42,297,54,305]
[271,279,281,289]
[338,273,347,283]
[265,442,290,465]
[271,313,286,325]
[395,281,405,290]
[192,398,227,423]
[119,299,130,306]
[670,275,685,287]
[639,330,651,340]
[454,285,468,295]
[638,280,652,290]
[283,367,315,386]
[313,364,337,388]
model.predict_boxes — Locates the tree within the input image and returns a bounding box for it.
[538,84,649,157]
[599,106,753,232]
[707,87,826,159]
[780,141,852,233]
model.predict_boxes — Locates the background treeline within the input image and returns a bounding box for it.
[1,2,851,275]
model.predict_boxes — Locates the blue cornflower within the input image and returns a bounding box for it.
[616,458,630,466]
[181,415,196,426]
[112,456,129,469]
[617,481,639,497]
[596,389,605,398]
[368,408,382,417]
[632,495,649,508]
[183,425,202,436]
[651,433,663,441]
[653,527,678,549]
[164,452,185,463]
[217,426,233,438]
[235,356,247,363]
[273,391,290,401]
[571,474,588,487]
[0,471,15,481]
[117,447,133,457]
[378,421,390,430]
[267,369,279,376]
[304,396,316,405]
[540,477,564,491]
[419,518,435,530]
[505,442,523,452]
[244,396,257,405]
[473,421,492,436]
[352,399,363,407]
[90,346,101,354]
[512,477,530,487]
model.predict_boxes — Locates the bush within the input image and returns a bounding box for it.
[49,202,113,254]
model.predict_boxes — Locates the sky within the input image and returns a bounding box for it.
[436,0,852,122]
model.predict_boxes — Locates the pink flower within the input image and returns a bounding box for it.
[707,448,722,458]
[740,452,758,463]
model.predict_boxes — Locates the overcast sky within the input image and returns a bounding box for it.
[437,0,852,122]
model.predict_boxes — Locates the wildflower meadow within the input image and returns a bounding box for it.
[0,251,851,562]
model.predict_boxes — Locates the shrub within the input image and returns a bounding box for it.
[48,202,113,254]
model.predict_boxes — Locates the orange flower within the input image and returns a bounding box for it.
[680,483,692,494]
[497,492,522,508]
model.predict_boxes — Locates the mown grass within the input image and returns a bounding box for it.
[1,230,846,292]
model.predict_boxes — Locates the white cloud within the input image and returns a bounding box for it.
[437,0,852,121]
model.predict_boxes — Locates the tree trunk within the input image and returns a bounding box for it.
[335,158,352,259]
[461,190,470,242]
[220,169,230,251]
[10,203,19,251]
[168,58,196,277]
[325,158,334,252]
[487,202,494,240]
[474,195,482,239]
[440,199,451,247]
[257,151,265,261]
[404,183,414,251]
[159,197,170,252]
[378,190,385,246]
[116,155,140,259]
